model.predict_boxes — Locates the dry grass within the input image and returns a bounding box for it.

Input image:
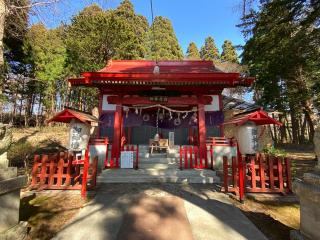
[8,126,69,174]
[20,192,86,240]
[232,198,299,240]
[12,125,69,151]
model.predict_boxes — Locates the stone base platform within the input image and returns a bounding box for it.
[293,172,320,240]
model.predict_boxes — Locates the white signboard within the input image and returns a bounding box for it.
[169,132,174,148]
[69,119,90,151]
[120,151,134,169]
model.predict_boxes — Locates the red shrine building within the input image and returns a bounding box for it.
[68,60,254,161]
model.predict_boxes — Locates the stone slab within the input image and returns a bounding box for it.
[0,189,20,233]
[293,172,320,240]
[0,176,27,195]
[0,168,17,181]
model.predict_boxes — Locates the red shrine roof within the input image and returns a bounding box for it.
[223,110,282,126]
[98,60,220,73]
[68,60,254,87]
[47,108,98,124]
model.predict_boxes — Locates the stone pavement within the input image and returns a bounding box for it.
[53,184,268,240]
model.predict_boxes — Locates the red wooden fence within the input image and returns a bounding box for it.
[180,145,215,169]
[223,153,292,198]
[31,151,98,191]
[104,144,139,169]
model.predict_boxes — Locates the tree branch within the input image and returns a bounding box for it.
[9,0,61,10]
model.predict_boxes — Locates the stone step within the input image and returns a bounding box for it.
[138,163,179,169]
[98,176,219,184]
[139,157,179,164]
[139,153,180,159]
[99,168,217,177]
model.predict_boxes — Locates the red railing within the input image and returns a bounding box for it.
[206,137,232,146]
[179,145,214,169]
[223,153,292,200]
[104,144,139,169]
[31,151,98,192]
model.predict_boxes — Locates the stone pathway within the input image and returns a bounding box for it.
[53,184,267,240]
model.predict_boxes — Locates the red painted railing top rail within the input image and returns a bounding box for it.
[89,137,109,145]
[206,137,237,147]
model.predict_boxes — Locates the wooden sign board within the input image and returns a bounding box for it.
[69,119,90,151]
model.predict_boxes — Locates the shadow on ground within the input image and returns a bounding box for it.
[54,184,268,240]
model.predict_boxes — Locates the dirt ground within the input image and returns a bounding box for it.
[19,191,86,240]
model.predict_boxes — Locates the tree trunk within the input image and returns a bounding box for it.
[300,97,317,143]
[300,113,307,143]
[289,104,299,144]
[279,114,287,143]
[0,1,7,115]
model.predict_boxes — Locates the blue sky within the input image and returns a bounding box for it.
[33,0,245,55]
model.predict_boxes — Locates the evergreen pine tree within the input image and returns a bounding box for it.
[146,16,183,60]
[200,36,220,61]
[186,42,200,59]
[221,40,238,63]
[114,0,148,59]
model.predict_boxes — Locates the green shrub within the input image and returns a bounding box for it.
[263,146,287,157]
[8,141,36,169]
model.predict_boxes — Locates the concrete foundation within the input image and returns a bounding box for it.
[293,172,320,240]
[0,175,27,233]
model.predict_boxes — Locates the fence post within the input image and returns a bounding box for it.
[210,145,214,170]
[194,146,198,168]
[250,156,256,191]
[232,156,237,188]
[31,155,40,187]
[40,155,48,186]
[223,156,228,193]
[204,148,208,169]
[259,154,266,191]
[57,152,65,187]
[184,146,188,169]
[65,153,73,186]
[277,157,284,192]
[189,146,193,168]
[285,157,292,192]
[48,154,56,187]
[268,155,275,189]
[179,145,183,170]
[238,155,245,203]
[105,144,109,168]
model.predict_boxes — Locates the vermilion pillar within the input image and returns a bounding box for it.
[198,101,207,161]
[112,100,123,161]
